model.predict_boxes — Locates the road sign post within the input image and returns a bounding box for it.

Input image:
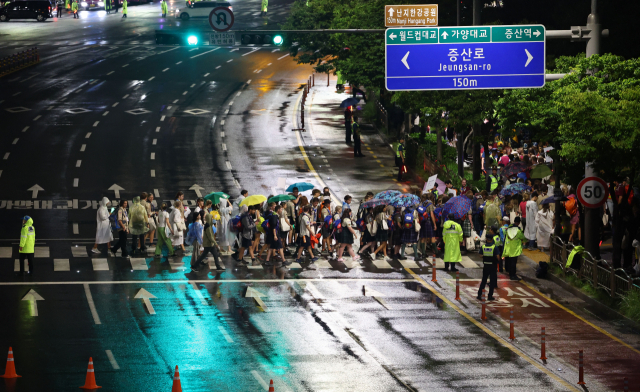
[385,25,545,91]
[577,177,609,209]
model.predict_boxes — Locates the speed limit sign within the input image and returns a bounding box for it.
[577,177,609,208]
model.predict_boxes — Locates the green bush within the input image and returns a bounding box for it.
[362,99,377,123]
[620,288,640,324]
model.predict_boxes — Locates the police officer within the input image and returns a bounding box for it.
[477,227,499,301]
[19,216,35,275]
[396,136,405,181]
[344,107,352,144]
[160,0,167,17]
[121,0,127,18]
[503,216,526,280]
[353,115,364,158]
[260,0,267,16]
[442,213,462,272]
[497,216,509,272]
[105,0,111,14]
[71,0,78,18]
[489,166,499,191]
[56,0,64,17]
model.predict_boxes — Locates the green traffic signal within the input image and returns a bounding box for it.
[273,35,283,45]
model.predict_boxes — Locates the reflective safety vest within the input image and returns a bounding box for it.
[489,175,498,191]
[432,189,439,199]
[396,143,404,158]
[493,234,502,247]
[482,243,496,264]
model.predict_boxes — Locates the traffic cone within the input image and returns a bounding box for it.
[79,357,101,389]
[268,379,274,392]
[171,365,182,392]
[0,347,21,378]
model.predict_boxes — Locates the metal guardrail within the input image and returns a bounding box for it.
[375,100,388,135]
[548,235,640,298]
[292,74,312,132]
[0,47,40,78]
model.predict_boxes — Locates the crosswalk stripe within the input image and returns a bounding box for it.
[433,258,446,268]
[130,258,149,270]
[371,258,393,269]
[14,260,25,272]
[169,260,185,270]
[460,256,480,269]
[0,247,12,258]
[71,246,87,258]
[313,259,332,268]
[343,259,362,269]
[92,258,109,271]
[54,259,70,271]
[34,247,50,258]
[398,259,420,269]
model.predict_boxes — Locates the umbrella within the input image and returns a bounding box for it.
[388,194,420,208]
[501,161,528,178]
[239,194,267,207]
[285,182,314,192]
[268,194,296,203]
[204,191,229,205]
[362,198,389,209]
[517,171,528,181]
[541,197,555,205]
[442,196,473,221]
[339,97,360,108]
[500,183,532,197]
[374,190,402,201]
[435,178,446,194]
[530,164,552,179]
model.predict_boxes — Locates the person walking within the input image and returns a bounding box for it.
[372,205,392,260]
[111,200,130,258]
[129,196,149,253]
[19,216,35,275]
[144,193,157,250]
[296,205,319,267]
[91,197,113,254]
[113,0,119,12]
[344,107,352,144]
[160,0,167,17]
[442,214,463,272]
[525,192,538,249]
[105,0,111,14]
[336,209,358,263]
[400,207,421,261]
[503,216,526,280]
[535,202,554,252]
[353,115,365,158]
[236,205,256,264]
[56,0,64,17]
[186,213,204,270]
[121,0,127,18]
[71,0,78,18]
[477,230,499,301]
[218,198,234,254]
[155,203,175,257]
[260,0,267,16]
[396,136,405,181]
[192,211,222,272]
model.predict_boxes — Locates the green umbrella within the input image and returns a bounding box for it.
[530,164,552,179]
[204,191,230,205]
[268,194,296,203]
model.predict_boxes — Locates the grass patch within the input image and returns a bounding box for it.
[620,289,640,323]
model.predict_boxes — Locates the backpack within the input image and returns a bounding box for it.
[403,210,414,229]
[417,205,429,222]
[564,197,578,216]
[230,215,243,233]
[323,215,334,230]
[356,218,366,232]
[109,208,121,230]
[333,218,343,234]
[262,215,278,232]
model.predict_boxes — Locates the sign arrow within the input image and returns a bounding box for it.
[530,313,542,319]
[134,288,157,315]
[441,31,449,39]
[245,286,268,311]
[388,7,394,16]
[27,184,43,199]
[362,286,391,309]
[533,30,541,37]
[108,184,125,199]
[189,184,205,198]
[525,49,534,67]
[22,289,44,316]
[389,32,397,40]
[401,51,410,70]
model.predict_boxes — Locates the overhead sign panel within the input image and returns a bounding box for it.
[385,25,546,91]
[385,4,438,27]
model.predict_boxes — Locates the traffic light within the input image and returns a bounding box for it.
[187,35,198,45]
[273,35,283,45]
[240,33,284,45]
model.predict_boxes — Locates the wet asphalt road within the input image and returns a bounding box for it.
[0,5,585,391]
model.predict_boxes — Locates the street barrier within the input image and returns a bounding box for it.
[578,350,585,385]
[481,290,487,320]
[540,327,547,361]
[455,271,461,301]
[79,357,101,389]
[509,309,515,340]
[431,255,437,283]
[172,366,182,392]
[0,47,40,78]
[0,347,20,379]
[269,379,275,391]
[293,75,314,132]
[375,101,389,135]
[549,236,640,299]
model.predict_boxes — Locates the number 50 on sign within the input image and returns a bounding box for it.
[577,177,609,208]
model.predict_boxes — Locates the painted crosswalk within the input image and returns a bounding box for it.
[71,246,88,258]
[54,259,70,271]
[130,258,149,270]
[0,247,12,258]
[92,258,110,271]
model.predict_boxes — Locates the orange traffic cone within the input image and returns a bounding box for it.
[79,357,101,389]
[0,347,21,378]
[268,379,274,392]
[171,365,182,392]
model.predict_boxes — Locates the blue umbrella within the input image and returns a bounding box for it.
[362,198,389,209]
[374,190,402,201]
[517,171,528,181]
[442,196,473,221]
[500,183,532,197]
[388,194,420,208]
[339,97,360,108]
[286,182,314,192]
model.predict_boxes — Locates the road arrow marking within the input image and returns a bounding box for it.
[245,286,268,311]
[108,184,124,199]
[401,51,410,70]
[525,49,534,67]
[362,286,391,309]
[189,184,205,198]
[533,30,541,37]
[22,289,44,316]
[530,313,542,318]
[388,32,397,40]
[135,288,157,315]
[388,7,394,16]
[27,184,43,198]
[441,31,449,39]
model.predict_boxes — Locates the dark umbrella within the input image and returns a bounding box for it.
[362,198,389,209]
[388,194,420,208]
[339,97,360,108]
[374,190,402,201]
[268,194,296,203]
[501,161,528,178]
[500,183,532,197]
[442,196,473,221]
[541,197,554,205]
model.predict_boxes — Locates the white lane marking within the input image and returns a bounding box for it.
[107,71,114,75]
[220,120,225,125]
[60,97,67,101]
[221,132,225,137]
[162,68,170,72]
[93,121,99,127]
[278,54,290,60]
[12,138,18,145]
[242,49,258,56]
[90,80,98,85]
[230,48,238,52]
[85,132,91,138]
[226,161,232,170]
[190,83,196,88]
[151,153,155,160]
[236,91,242,97]
[92,258,109,271]
[204,73,210,77]
[167,106,172,110]
[21,126,29,133]
[176,61,182,64]
[73,223,79,234]
[148,76,155,81]
[76,160,82,168]
[234,179,241,189]
[3,153,9,160]
[247,79,252,84]
[46,105,54,110]
[33,115,41,121]
[224,109,229,114]
[84,283,102,325]
[256,69,262,74]
[271,49,280,53]
[151,170,156,177]
[190,48,219,58]
[189,281,208,305]
[215,65,221,69]
[123,94,129,99]
[152,139,157,145]
[226,59,233,63]
[228,101,233,106]
[182,91,187,95]
[73,178,79,187]
[222,143,226,151]
[103,111,109,116]
[112,102,119,107]
[130,258,148,270]
[122,64,129,68]
[53,259,70,271]
[189,48,198,52]
[105,350,120,370]
[251,371,269,390]
[80,144,86,151]
[160,115,165,121]
[173,99,178,103]
[266,63,272,66]
[218,326,234,343]
[75,89,82,94]
[155,126,160,132]
[12,92,21,96]
[154,189,160,198]
[134,85,141,90]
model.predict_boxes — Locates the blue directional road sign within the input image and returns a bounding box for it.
[385,25,546,91]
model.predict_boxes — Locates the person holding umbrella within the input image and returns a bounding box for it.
[443,213,463,272]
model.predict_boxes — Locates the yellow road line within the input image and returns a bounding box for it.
[407,269,580,392]
[521,281,640,355]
